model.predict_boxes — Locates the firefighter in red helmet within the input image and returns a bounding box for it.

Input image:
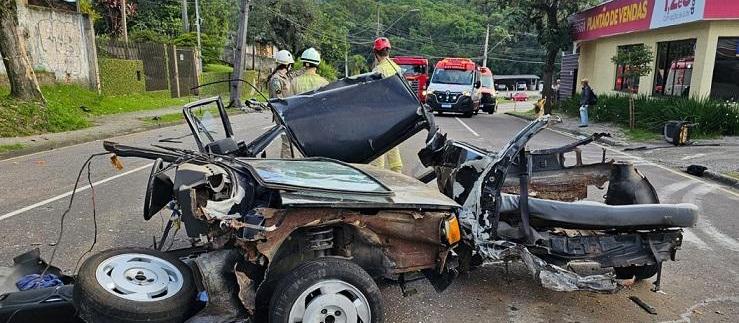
[369,37,404,173]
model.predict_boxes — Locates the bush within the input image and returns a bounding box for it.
[559,94,739,136]
[99,58,146,95]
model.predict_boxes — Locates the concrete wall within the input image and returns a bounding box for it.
[575,20,739,98]
[0,1,98,88]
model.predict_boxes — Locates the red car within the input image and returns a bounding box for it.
[512,92,528,102]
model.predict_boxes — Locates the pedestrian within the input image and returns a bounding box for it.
[369,37,403,173]
[579,78,596,127]
[553,79,561,102]
[268,49,296,158]
[291,48,329,94]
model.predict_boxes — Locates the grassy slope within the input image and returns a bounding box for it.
[1,84,192,137]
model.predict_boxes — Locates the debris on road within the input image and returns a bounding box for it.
[629,296,657,315]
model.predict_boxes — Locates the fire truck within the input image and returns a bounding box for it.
[391,56,429,103]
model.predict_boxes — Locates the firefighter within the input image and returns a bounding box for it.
[268,49,295,158]
[291,47,329,94]
[268,49,295,99]
[369,37,403,173]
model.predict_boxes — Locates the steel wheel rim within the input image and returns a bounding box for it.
[94,253,184,302]
[288,279,371,323]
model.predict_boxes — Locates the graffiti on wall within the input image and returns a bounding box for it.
[26,9,89,82]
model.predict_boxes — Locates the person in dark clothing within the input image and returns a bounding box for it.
[579,79,596,127]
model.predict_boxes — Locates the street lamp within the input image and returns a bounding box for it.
[376,8,420,37]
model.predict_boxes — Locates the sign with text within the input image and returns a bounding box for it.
[650,0,706,29]
[573,0,739,41]
[572,0,654,42]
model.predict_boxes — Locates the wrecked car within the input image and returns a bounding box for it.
[0,73,699,323]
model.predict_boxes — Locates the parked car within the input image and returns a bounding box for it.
[512,91,528,101]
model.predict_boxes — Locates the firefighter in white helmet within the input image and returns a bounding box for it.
[268,49,295,99]
[291,47,329,94]
[268,49,295,158]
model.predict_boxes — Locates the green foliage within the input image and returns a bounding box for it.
[129,29,168,43]
[79,0,101,21]
[200,71,232,97]
[98,58,146,95]
[349,54,368,75]
[0,83,193,137]
[204,64,234,73]
[611,45,655,88]
[559,94,739,137]
[0,144,24,154]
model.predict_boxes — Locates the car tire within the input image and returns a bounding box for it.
[436,111,444,116]
[74,248,196,323]
[614,264,659,280]
[269,258,384,323]
[462,111,473,118]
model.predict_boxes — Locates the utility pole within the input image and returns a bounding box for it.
[194,0,202,67]
[230,0,250,109]
[375,1,381,37]
[344,50,349,77]
[181,0,190,32]
[482,25,490,68]
[120,0,128,43]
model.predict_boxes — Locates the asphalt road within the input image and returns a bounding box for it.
[1,108,737,322]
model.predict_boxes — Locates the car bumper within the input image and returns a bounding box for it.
[427,95,475,113]
[481,94,496,112]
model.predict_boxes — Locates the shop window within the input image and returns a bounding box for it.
[710,38,739,102]
[614,44,643,92]
[653,39,696,97]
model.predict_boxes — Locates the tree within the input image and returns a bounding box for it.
[611,45,654,129]
[0,0,44,102]
[495,0,593,114]
[349,54,368,75]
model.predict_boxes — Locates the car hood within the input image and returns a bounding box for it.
[270,73,428,164]
[427,83,472,93]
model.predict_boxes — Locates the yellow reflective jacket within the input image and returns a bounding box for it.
[373,58,401,78]
[291,73,329,94]
[369,57,404,173]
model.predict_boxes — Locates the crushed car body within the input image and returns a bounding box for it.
[0,72,699,323]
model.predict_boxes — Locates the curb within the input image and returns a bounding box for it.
[503,112,625,146]
[703,170,739,190]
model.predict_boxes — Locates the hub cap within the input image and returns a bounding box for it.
[94,253,183,302]
[288,280,371,323]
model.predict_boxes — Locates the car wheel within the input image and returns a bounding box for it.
[74,248,196,323]
[462,111,473,118]
[614,264,659,280]
[436,111,444,116]
[270,258,384,323]
[488,105,495,114]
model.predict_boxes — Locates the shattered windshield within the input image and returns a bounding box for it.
[247,159,390,194]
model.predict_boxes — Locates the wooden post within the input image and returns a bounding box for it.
[230,0,250,108]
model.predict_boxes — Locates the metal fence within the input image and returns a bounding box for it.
[97,39,199,97]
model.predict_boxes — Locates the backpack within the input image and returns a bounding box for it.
[589,89,598,105]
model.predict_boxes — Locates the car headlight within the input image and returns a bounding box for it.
[422,90,427,96]
[462,90,471,96]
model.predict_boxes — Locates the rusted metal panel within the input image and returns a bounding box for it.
[503,163,611,201]
[254,208,449,273]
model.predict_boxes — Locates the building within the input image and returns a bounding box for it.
[493,75,541,91]
[562,0,739,101]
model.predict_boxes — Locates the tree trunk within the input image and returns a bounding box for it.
[0,0,45,103]
[541,46,558,115]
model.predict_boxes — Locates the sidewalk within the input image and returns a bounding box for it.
[502,104,739,188]
[0,105,188,159]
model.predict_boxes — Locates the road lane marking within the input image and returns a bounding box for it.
[454,117,479,137]
[658,180,698,202]
[684,184,739,252]
[682,229,712,251]
[681,153,706,160]
[0,163,152,222]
